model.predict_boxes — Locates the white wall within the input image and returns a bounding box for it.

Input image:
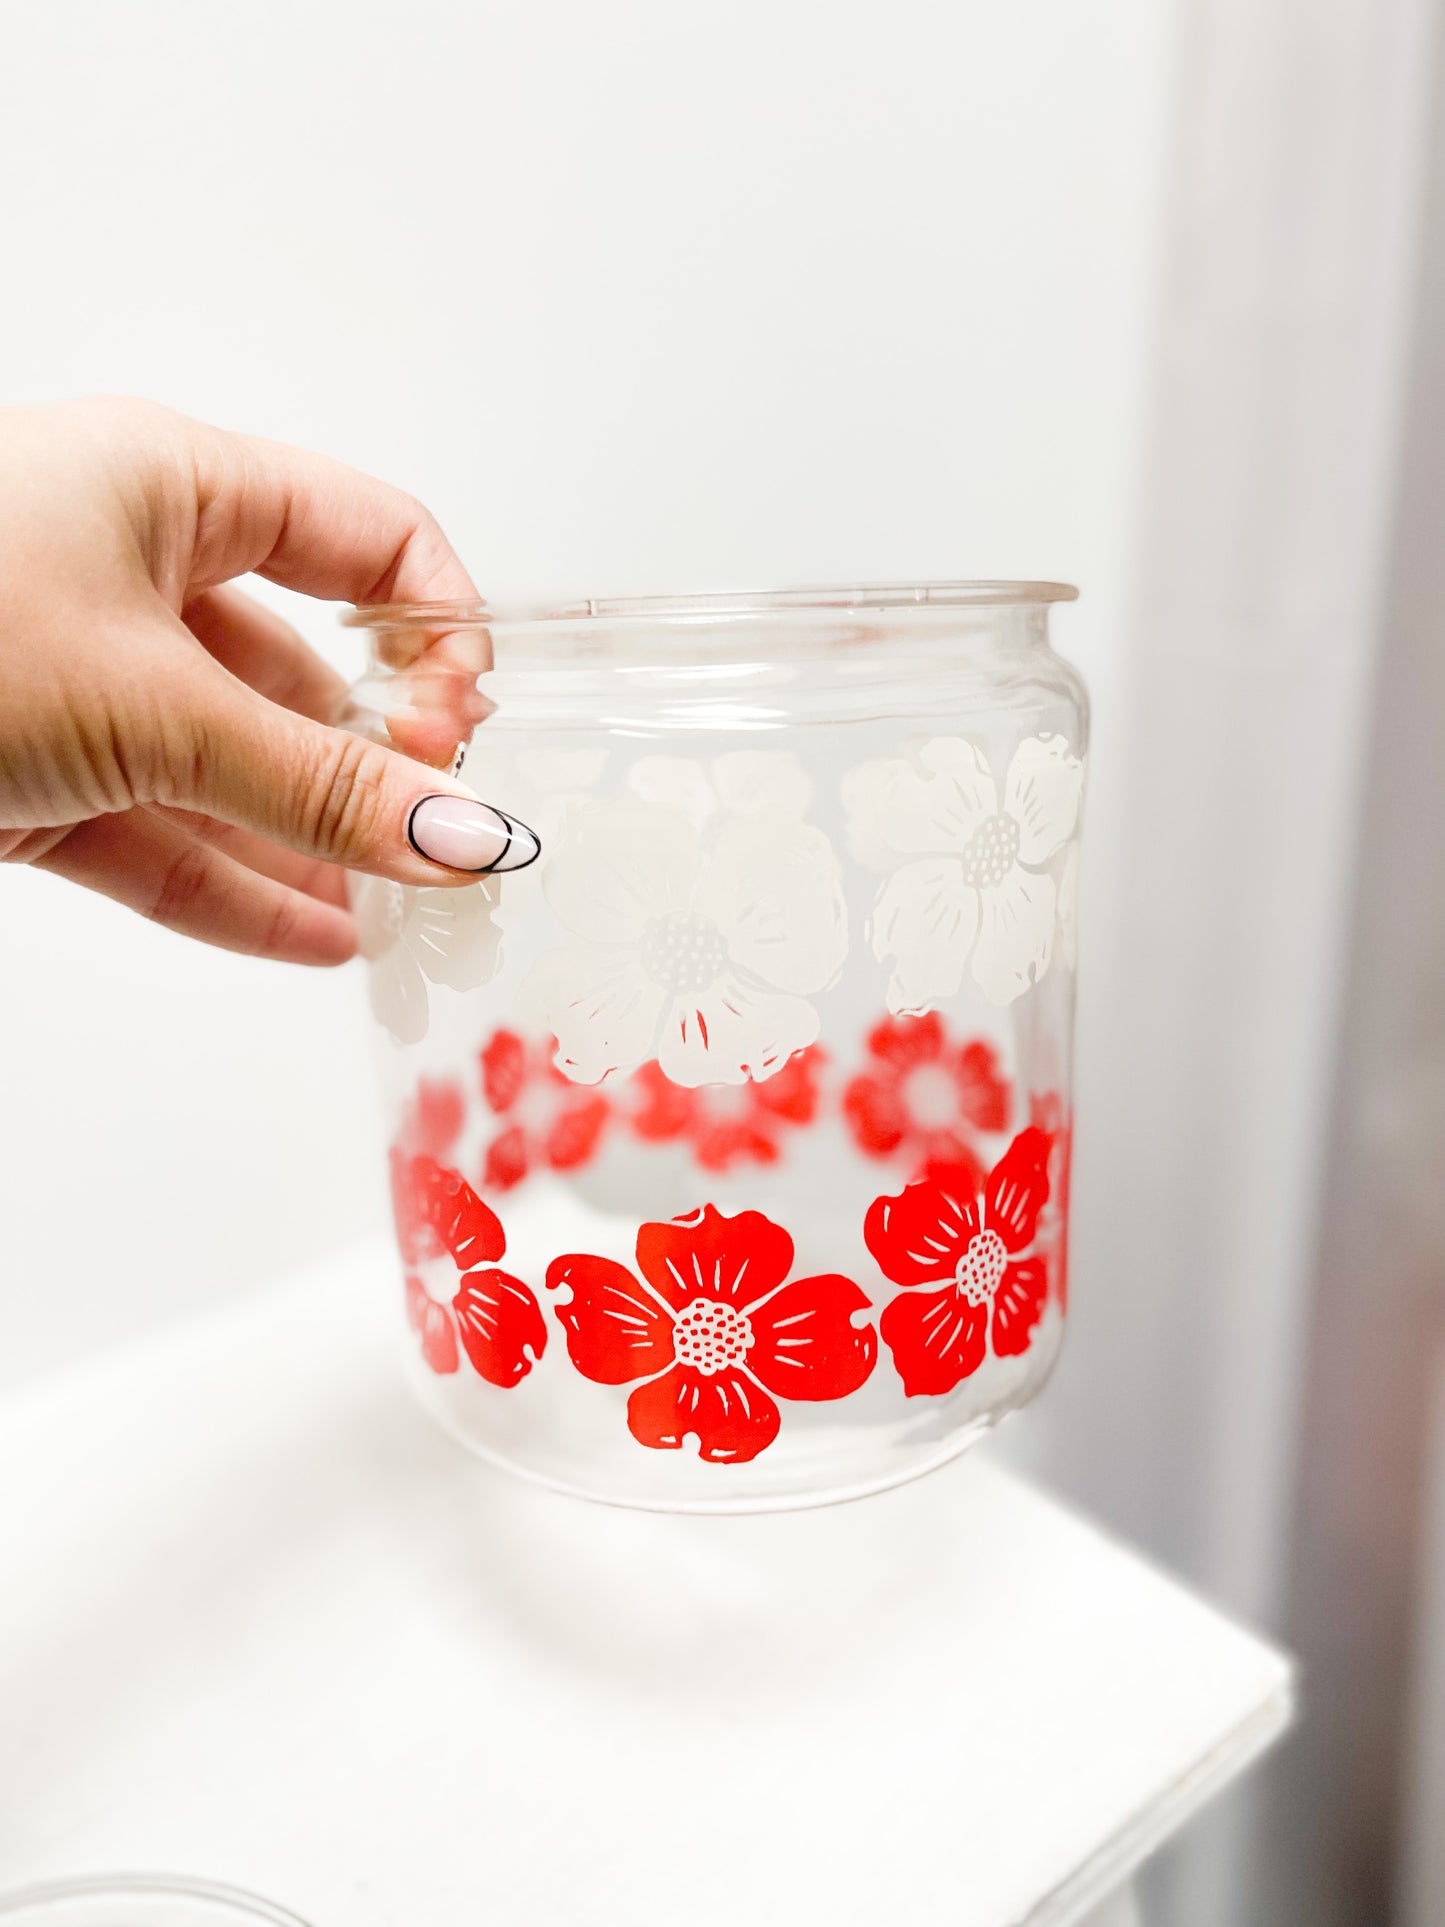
[0,0,1173,1383]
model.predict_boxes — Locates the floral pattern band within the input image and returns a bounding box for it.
[357,738,1085,1054]
[390,1013,1072,1465]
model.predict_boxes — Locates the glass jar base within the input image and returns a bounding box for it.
[414,1391,1003,1515]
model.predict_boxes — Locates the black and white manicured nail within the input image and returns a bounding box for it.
[406,795,541,874]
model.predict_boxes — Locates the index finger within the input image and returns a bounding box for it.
[168,418,492,774]
[182,424,490,671]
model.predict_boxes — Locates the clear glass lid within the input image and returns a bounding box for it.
[341,579,1080,630]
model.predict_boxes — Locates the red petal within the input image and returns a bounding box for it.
[480,1028,527,1115]
[484,1126,529,1192]
[748,1275,877,1401]
[406,1274,460,1375]
[991,1259,1048,1357]
[1027,1090,1066,1137]
[880,1285,987,1395]
[420,1310,461,1375]
[954,1039,1011,1134]
[636,1203,794,1312]
[1055,1235,1070,1314]
[694,1118,779,1172]
[915,1135,986,1190]
[626,1365,781,1462]
[390,1149,424,1265]
[863,1163,981,1286]
[405,1270,427,1331]
[843,1072,906,1157]
[401,1155,507,1269]
[754,1047,824,1124]
[452,1268,547,1387]
[546,1253,675,1384]
[1054,1133,1072,1313]
[628,1061,694,1142]
[547,1094,609,1171]
[402,1077,467,1159]
[866,1012,945,1070]
[1026,1095,1071,1312]
[983,1128,1052,1253]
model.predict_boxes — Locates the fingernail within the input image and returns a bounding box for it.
[406,795,541,874]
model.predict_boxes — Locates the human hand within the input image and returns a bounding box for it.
[0,398,537,966]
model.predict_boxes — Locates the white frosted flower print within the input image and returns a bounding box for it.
[626,750,813,826]
[843,734,1084,1012]
[353,875,504,1046]
[519,795,847,1087]
[459,741,609,842]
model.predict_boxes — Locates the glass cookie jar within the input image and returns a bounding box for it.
[344,584,1087,1512]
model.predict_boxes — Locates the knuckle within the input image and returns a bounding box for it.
[393,490,439,543]
[148,842,216,930]
[303,733,392,862]
[131,678,215,807]
[153,721,208,807]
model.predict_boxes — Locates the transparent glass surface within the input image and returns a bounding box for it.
[0,1876,310,1926]
[346,584,1089,1512]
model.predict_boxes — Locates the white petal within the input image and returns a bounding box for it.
[868,858,979,1016]
[406,882,503,990]
[656,975,820,1087]
[544,798,699,943]
[1057,842,1080,971]
[696,815,848,995]
[711,749,812,818]
[1003,734,1084,864]
[479,743,609,843]
[517,744,609,792]
[841,738,998,870]
[516,946,667,1084]
[971,866,1057,1005]
[626,756,716,826]
[350,875,403,962]
[369,943,430,1045]
[530,792,587,845]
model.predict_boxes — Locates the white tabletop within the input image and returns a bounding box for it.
[0,1247,1291,1927]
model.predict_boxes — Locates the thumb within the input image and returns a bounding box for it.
[174,674,540,885]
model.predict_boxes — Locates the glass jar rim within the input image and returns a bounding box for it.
[341,579,1078,629]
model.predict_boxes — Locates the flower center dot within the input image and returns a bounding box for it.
[955,1228,1009,1306]
[640,914,729,995]
[672,1297,754,1376]
[961,813,1020,890]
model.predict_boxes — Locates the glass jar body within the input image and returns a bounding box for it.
[347,588,1088,1511]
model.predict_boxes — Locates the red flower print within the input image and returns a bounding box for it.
[478,1027,610,1192]
[389,1151,547,1387]
[547,1202,877,1462]
[397,1076,467,1161]
[626,1048,825,1172]
[1029,1092,1073,1313]
[866,1128,1052,1396]
[843,1014,1010,1177]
